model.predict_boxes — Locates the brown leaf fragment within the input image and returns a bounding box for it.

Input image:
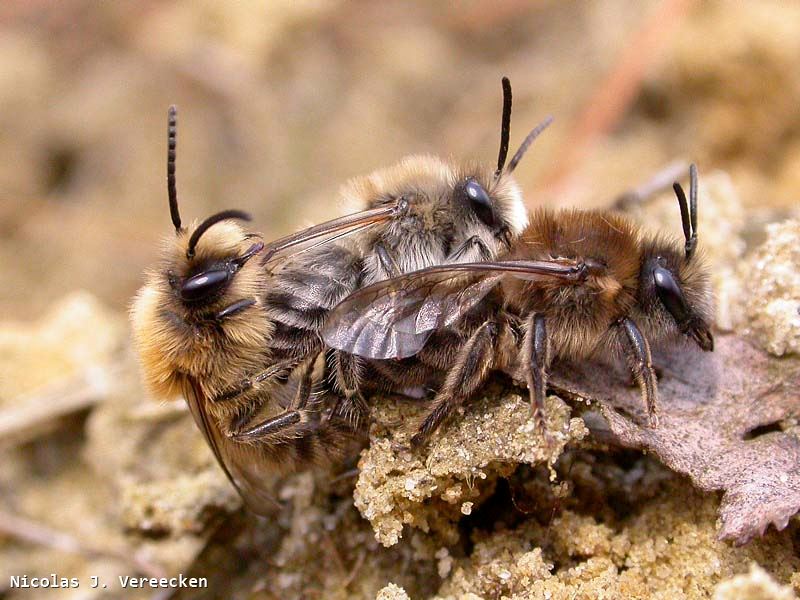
[549,334,800,545]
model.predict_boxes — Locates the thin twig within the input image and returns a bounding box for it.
[341,549,367,590]
[320,528,347,578]
[612,159,689,210]
[0,509,167,579]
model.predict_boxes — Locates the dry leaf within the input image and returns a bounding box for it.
[550,334,800,545]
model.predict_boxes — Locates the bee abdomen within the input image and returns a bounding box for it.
[273,270,358,310]
[264,295,328,330]
[265,243,363,358]
[266,321,321,356]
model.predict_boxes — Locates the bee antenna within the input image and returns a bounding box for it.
[495,76,513,177]
[167,105,182,233]
[187,209,252,259]
[672,163,698,259]
[506,115,554,174]
[689,163,698,241]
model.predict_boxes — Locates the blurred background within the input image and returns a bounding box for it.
[1,1,799,598]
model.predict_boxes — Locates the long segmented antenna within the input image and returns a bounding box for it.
[495,77,513,177]
[506,115,554,174]
[672,163,698,259]
[187,209,252,259]
[167,106,182,233]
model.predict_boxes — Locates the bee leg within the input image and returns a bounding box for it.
[215,298,256,320]
[328,350,368,425]
[229,400,359,470]
[230,355,321,439]
[615,317,659,428]
[288,353,320,411]
[445,235,492,263]
[211,359,299,404]
[410,320,498,448]
[231,410,307,441]
[521,312,551,438]
[375,243,402,277]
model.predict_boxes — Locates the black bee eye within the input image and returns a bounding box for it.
[180,268,231,303]
[653,266,690,324]
[464,179,496,227]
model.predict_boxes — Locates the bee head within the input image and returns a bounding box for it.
[639,165,714,351]
[162,106,265,310]
[169,215,264,307]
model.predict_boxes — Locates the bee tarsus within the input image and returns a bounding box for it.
[616,316,659,428]
[215,298,257,321]
[522,312,551,438]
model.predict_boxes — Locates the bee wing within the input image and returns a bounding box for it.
[261,201,405,266]
[323,260,586,360]
[324,270,502,360]
[182,379,279,516]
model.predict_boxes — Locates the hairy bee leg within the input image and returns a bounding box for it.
[521,312,551,437]
[410,321,498,448]
[232,410,305,441]
[616,317,659,428]
[211,358,300,404]
[230,405,361,472]
[445,235,492,263]
[289,352,321,411]
[228,354,321,440]
[374,243,402,278]
[328,350,368,425]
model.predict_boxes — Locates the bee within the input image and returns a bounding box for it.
[323,165,714,447]
[130,107,407,513]
[253,77,553,425]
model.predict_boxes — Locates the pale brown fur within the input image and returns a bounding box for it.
[502,208,643,361]
[341,155,528,284]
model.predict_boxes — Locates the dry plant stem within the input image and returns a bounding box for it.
[539,0,694,201]
[128,399,188,422]
[613,159,690,209]
[0,509,166,579]
[341,549,367,591]
[0,364,122,447]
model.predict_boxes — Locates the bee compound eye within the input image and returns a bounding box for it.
[464,179,496,227]
[652,266,690,325]
[180,268,230,303]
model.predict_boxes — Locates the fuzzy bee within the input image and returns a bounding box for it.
[323,165,714,447]
[130,107,407,513]
[255,77,552,426]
